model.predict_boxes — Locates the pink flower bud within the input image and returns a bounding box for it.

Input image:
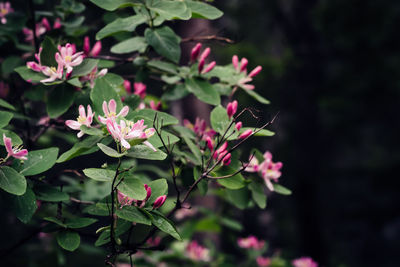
[144,184,152,201]
[222,153,231,166]
[198,58,205,73]
[201,61,216,74]
[232,55,239,71]
[41,18,51,31]
[83,36,90,56]
[257,256,271,267]
[240,57,248,73]
[226,100,238,119]
[153,195,167,209]
[134,82,147,99]
[248,66,262,77]
[199,47,211,62]
[235,121,242,131]
[239,129,253,139]
[190,43,202,61]
[123,80,132,94]
[150,100,161,110]
[206,136,214,151]
[53,18,62,29]
[91,41,102,57]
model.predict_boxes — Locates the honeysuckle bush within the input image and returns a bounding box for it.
[0,1,318,266]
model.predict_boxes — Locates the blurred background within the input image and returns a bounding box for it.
[206,1,400,266]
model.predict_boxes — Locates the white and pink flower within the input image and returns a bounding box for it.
[257,256,271,267]
[2,134,28,160]
[186,241,210,262]
[65,105,95,138]
[292,257,318,267]
[56,43,84,74]
[0,2,13,24]
[237,235,265,250]
[80,66,107,88]
[98,99,129,124]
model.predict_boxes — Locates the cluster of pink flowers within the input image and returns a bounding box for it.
[117,184,166,210]
[292,257,318,267]
[183,118,216,141]
[256,256,271,267]
[211,141,231,166]
[226,100,253,139]
[83,36,101,58]
[27,43,84,83]
[190,43,216,74]
[2,134,28,161]
[237,235,265,250]
[0,2,13,24]
[23,17,61,42]
[65,105,95,138]
[185,240,210,262]
[246,151,283,191]
[123,81,161,111]
[232,55,262,90]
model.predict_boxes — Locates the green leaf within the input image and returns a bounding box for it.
[150,210,181,240]
[147,60,178,75]
[273,184,292,195]
[249,181,267,209]
[111,37,148,54]
[47,83,76,118]
[147,178,168,205]
[56,135,104,163]
[67,77,82,87]
[96,15,146,40]
[2,56,23,75]
[90,75,123,118]
[57,230,80,251]
[210,105,231,135]
[90,0,142,11]
[118,173,146,200]
[148,0,191,20]
[219,217,243,231]
[194,167,207,195]
[182,135,201,165]
[44,217,67,227]
[126,145,167,160]
[9,187,37,223]
[185,78,220,105]
[15,66,47,83]
[162,84,189,101]
[211,166,247,190]
[0,129,23,146]
[71,59,99,77]
[225,187,251,210]
[145,26,181,63]
[0,166,27,196]
[40,36,59,67]
[243,89,270,105]
[80,125,104,136]
[0,99,15,111]
[116,206,151,225]
[65,218,98,229]
[97,143,126,158]
[186,0,223,20]
[95,219,131,246]
[126,108,179,126]
[0,111,13,128]
[17,147,59,176]
[34,183,69,202]
[84,203,109,216]
[83,168,116,182]
[240,127,275,137]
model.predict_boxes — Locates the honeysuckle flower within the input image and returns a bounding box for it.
[23,18,48,42]
[235,121,242,131]
[257,256,271,267]
[249,66,262,78]
[106,119,156,151]
[117,190,134,208]
[0,2,13,24]
[201,61,216,74]
[206,136,214,151]
[55,43,84,74]
[239,129,253,139]
[292,257,318,267]
[213,141,232,165]
[98,99,129,124]
[238,76,255,90]
[53,18,62,29]
[190,43,202,62]
[152,195,166,209]
[2,134,28,160]
[83,36,102,57]
[227,100,238,119]
[41,17,51,31]
[144,184,152,201]
[134,82,146,99]
[123,80,132,94]
[65,105,95,138]
[237,236,265,250]
[149,100,161,111]
[80,66,107,88]
[198,47,211,73]
[146,236,161,247]
[26,47,44,72]
[232,55,239,70]
[184,118,216,141]
[40,63,64,83]
[186,241,210,262]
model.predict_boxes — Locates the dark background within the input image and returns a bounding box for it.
[210,1,400,266]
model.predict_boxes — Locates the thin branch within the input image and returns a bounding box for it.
[181,35,235,44]
[70,197,95,205]
[28,0,38,53]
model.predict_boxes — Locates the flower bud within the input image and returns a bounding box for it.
[232,55,239,71]
[123,80,131,94]
[201,61,216,74]
[144,184,152,201]
[235,121,242,131]
[83,36,90,56]
[190,43,202,61]
[198,58,205,73]
[150,100,161,110]
[199,47,211,62]
[222,153,231,165]
[248,66,262,78]
[239,129,253,139]
[153,195,167,209]
[41,18,51,31]
[53,18,62,29]
[134,82,147,99]
[206,136,214,151]
[91,41,102,57]
[240,57,248,73]
[227,100,238,119]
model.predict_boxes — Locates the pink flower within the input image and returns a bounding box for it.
[26,47,44,72]
[23,20,47,42]
[65,105,95,138]
[55,43,84,74]
[149,100,161,111]
[249,66,262,77]
[232,55,239,70]
[106,119,156,151]
[226,100,238,119]
[184,118,216,141]
[98,99,129,124]
[0,81,9,98]
[186,241,210,262]
[240,57,248,73]
[133,82,146,99]
[235,121,242,131]
[53,18,62,29]
[206,136,214,151]
[257,256,271,267]
[0,2,13,24]
[198,47,211,73]
[117,191,134,207]
[201,61,216,74]
[144,184,152,201]
[237,236,265,250]
[41,17,51,31]
[40,63,64,83]
[190,43,202,62]
[146,236,161,247]
[152,195,166,209]
[239,129,253,139]
[2,134,28,160]
[123,80,132,94]
[80,66,107,88]
[83,36,102,57]
[213,142,232,166]
[292,257,318,267]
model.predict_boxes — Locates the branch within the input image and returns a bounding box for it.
[182,35,235,44]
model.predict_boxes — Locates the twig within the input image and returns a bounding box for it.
[70,197,95,205]
[28,0,39,53]
[182,35,235,44]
